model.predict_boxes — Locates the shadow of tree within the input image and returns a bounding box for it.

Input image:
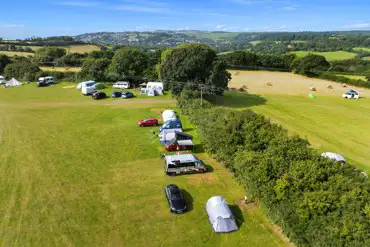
[229,204,245,228]
[207,92,267,108]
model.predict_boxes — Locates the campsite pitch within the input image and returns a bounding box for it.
[0,85,288,246]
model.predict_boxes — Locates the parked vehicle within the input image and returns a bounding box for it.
[121,92,134,99]
[137,118,159,127]
[0,76,7,85]
[342,89,360,99]
[164,184,187,214]
[82,85,97,95]
[113,81,130,89]
[165,140,194,152]
[162,110,177,123]
[112,92,122,98]
[159,119,182,132]
[76,80,96,90]
[38,76,55,85]
[164,154,206,176]
[92,92,106,100]
[37,80,50,87]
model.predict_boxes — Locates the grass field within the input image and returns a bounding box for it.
[0,84,289,246]
[335,74,368,81]
[353,47,370,52]
[228,70,370,174]
[250,41,262,46]
[0,51,34,57]
[291,51,357,61]
[66,45,101,54]
[40,66,82,72]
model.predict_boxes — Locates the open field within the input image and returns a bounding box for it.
[0,84,288,246]
[335,74,368,81]
[0,51,34,57]
[227,70,370,173]
[40,66,82,72]
[66,45,101,53]
[228,70,369,96]
[353,47,370,52]
[290,51,357,61]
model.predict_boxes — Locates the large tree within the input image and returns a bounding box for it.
[80,58,110,81]
[34,47,67,65]
[4,61,40,81]
[0,54,11,74]
[109,47,148,78]
[159,44,230,95]
[291,54,330,75]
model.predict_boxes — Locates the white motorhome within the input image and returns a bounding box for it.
[76,80,96,90]
[81,81,98,95]
[113,81,130,89]
[38,76,55,85]
[0,76,6,85]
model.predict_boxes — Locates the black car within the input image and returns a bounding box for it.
[92,92,106,100]
[164,184,187,214]
[111,91,122,98]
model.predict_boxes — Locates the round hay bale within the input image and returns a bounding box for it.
[342,83,347,88]
[327,84,333,89]
[234,71,240,76]
[266,82,273,87]
[242,85,248,89]
[239,87,245,92]
[310,87,317,91]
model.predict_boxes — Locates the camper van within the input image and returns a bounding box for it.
[159,119,182,132]
[164,154,206,176]
[113,81,130,89]
[81,81,98,95]
[162,110,177,123]
[38,76,55,85]
[0,76,6,85]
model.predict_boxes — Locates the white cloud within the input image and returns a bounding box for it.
[57,1,100,7]
[3,24,24,28]
[113,5,168,13]
[342,23,370,29]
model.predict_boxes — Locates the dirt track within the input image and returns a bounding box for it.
[229,70,369,96]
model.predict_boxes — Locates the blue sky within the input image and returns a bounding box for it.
[1,0,370,39]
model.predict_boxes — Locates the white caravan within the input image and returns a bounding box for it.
[162,110,177,123]
[81,81,98,95]
[113,81,130,89]
[147,82,164,95]
[76,80,96,90]
[0,76,6,85]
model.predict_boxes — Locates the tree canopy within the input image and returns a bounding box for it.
[33,47,67,65]
[4,61,40,81]
[291,54,330,75]
[159,44,230,95]
[0,54,11,74]
[109,47,148,78]
[80,58,111,81]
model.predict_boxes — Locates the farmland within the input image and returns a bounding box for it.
[0,51,34,57]
[40,66,82,72]
[353,47,370,52]
[228,70,370,173]
[0,84,288,246]
[66,44,101,54]
[335,74,368,81]
[290,51,357,61]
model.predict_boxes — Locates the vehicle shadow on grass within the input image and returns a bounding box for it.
[182,189,194,212]
[229,204,245,228]
[206,92,267,108]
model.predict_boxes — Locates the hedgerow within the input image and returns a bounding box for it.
[178,95,370,247]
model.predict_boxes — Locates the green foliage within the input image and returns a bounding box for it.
[4,61,40,81]
[159,44,230,95]
[0,54,11,74]
[291,54,330,75]
[179,96,370,247]
[319,72,370,88]
[88,50,114,59]
[80,58,110,81]
[94,83,105,90]
[109,47,148,77]
[56,53,86,67]
[33,47,67,65]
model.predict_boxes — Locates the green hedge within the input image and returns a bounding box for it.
[178,96,370,247]
[38,71,78,82]
[319,72,370,88]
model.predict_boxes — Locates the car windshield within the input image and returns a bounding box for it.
[170,189,181,199]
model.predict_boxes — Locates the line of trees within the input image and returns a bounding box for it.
[178,95,370,247]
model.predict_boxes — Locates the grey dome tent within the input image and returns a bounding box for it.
[206,196,239,233]
[5,78,22,87]
[321,152,346,163]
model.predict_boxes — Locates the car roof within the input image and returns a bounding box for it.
[165,154,197,163]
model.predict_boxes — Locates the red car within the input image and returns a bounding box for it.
[137,118,159,127]
[165,144,193,151]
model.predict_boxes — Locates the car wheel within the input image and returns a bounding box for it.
[168,172,176,176]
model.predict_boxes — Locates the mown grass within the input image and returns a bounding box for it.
[353,47,370,52]
[291,51,357,61]
[0,84,287,246]
[216,92,370,174]
[40,66,82,72]
[66,45,101,54]
[335,74,367,81]
[250,41,262,46]
[0,51,34,57]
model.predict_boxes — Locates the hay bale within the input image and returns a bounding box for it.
[242,85,248,89]
[310,87,317,91]
[327,84,333,89]
[229,87,237,92]
[266,82,273,87]
[239,87,245,92]
[234,71,240,76]
[342,83,347,88]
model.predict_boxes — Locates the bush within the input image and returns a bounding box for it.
[4,61,40,81]
[178,96,370,247]
[94,83,105,90]
[319,72,370,88]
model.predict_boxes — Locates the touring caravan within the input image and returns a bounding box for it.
[147,82,164,95]
[81,81,97,95]
[76,80,96,90]
[162,110,177,123]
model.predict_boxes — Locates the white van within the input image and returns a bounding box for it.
[113,81,130,89]
[0,76,6,85]
[81,81,97,95]
[38,76,55,85]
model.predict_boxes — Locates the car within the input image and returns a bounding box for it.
[121,92,134,99]
[164,184,187,214]
[137,118,158,127]
[342,89,360,99]
[112,92,122,98]
[113,81,130,89]
[37,80,50,87]
[165,143,193,152]
[92,92,106,100]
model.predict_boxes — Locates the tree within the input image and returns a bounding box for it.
[159,44,230,95]
[109,47,148,77]
[80,58,110,81]
[4,61,40,81]
[291,54,330,75]
[0,54,11,74]
[34,47,67,65]
[88,50,114,59]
